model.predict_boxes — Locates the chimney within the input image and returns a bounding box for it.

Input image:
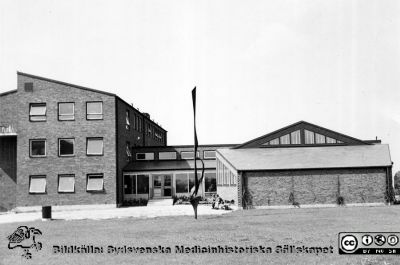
[143,113,150,119]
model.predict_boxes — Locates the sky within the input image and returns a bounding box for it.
[0,0,399,171]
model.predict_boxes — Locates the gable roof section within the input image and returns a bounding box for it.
[17,71,116,97]
[234,121,370,149]
[217,144,392,171]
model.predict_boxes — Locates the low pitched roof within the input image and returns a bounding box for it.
[123,160,216,172]
[217,144,392,171]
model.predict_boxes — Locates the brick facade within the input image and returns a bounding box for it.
[245,168,387,207]
[15,74,117,207]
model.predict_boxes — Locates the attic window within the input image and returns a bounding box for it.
[24,82,33,92]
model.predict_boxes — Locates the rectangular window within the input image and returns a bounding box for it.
[59,138,75,156]
[304,130,315,144]
[87,138,104,155]
[175,173,188,193]
[126,142,132,161]
[132,114,136,130]
[86,102,103,120]
[30,139,46,157]
[181,151,200,160]
[326,137,337,144]
[29,175,46,194]
[58,102,75,120]
[136,175,149,194]
[205,172,216,192]
[280,134,290,145]
[269,138,279,145]
[136,153,154,160]
[87,174,104,191]
[290,130,301,144]
[58,174,75,193]
[126,110,130,130]
[124,175,135,195]
[159,152,177,160]
[203,150,216,159]
[29,103,46,121]
[315,133,326,144]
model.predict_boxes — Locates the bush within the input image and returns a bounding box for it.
[336,195,345,206]
[123,198,148,207]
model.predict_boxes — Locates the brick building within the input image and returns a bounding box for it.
[0,73,394,211]
[0,72,166,210]
[215,121,393,208]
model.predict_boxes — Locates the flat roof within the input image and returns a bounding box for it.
[217,144,392,171]
[124,160,216,172]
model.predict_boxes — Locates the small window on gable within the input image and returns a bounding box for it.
[58,103,75,120]
[337,140,343,144]
[280,134,290,145]
[326,137,337,144]
[86,102,103,120]
[29,103,47,121]
[291,130,301,144]
[305,130,315,144]
[29,175,46,194]
[315,133,326,144]
[87,174,104,192]
[58,174,75,193]
[269,138,279,145]
[24,82,33,92]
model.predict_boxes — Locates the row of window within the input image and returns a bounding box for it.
[29,138,104,157]
[29,174,104,194]
[125,110,164,143]
[262,130,343,146]
[29,102,103,121]
[216,160,237,186]
[135,150,216,161]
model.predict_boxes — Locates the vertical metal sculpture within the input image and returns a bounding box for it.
[190,87,205,219]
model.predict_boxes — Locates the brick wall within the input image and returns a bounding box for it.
[16,74,117,207]
[245,168,387,207]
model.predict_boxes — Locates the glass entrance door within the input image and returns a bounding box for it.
[153,174,172,198]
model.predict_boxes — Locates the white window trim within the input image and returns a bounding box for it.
[29,175,47,194]
[158,152,177,160]
[203,150,216,159]
[136,153,154,160]
[86,102,103,120]
[58,138,75,157]
[58,174,75,193]
[30,139,47,157]
[86,138,104,155]
[86,174,104,192]
[29,103,47,121]
[58,102,75,120]
[180,151,200,160]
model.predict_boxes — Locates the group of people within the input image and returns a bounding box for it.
[211,194,231,210]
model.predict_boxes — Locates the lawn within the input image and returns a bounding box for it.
[1,206,399,265]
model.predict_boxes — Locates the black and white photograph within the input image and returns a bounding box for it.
[0,0,399,264]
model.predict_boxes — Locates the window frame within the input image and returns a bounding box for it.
[136,153,154,160]
[180,151,200,160]
[126,142,132,161]
[158,151,177,160]
[58,102,75,121]
[29,175,47,194]
[58,174,75,193]
[29,103,47,122]
[29,139,47,158]
[58,138,75,157]
[126,110,130,130]
[86,137,104,156]
[86,173,104,192]
[203,150,216,159]
[86,101,103,120]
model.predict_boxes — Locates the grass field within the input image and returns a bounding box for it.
[1,206,400,265]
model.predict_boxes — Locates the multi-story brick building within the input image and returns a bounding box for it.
[0,72,166,210]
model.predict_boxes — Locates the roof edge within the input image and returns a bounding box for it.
[0,89,17,97]
[17,71,116,97]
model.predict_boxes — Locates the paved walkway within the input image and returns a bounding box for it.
[0,205,233,224]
